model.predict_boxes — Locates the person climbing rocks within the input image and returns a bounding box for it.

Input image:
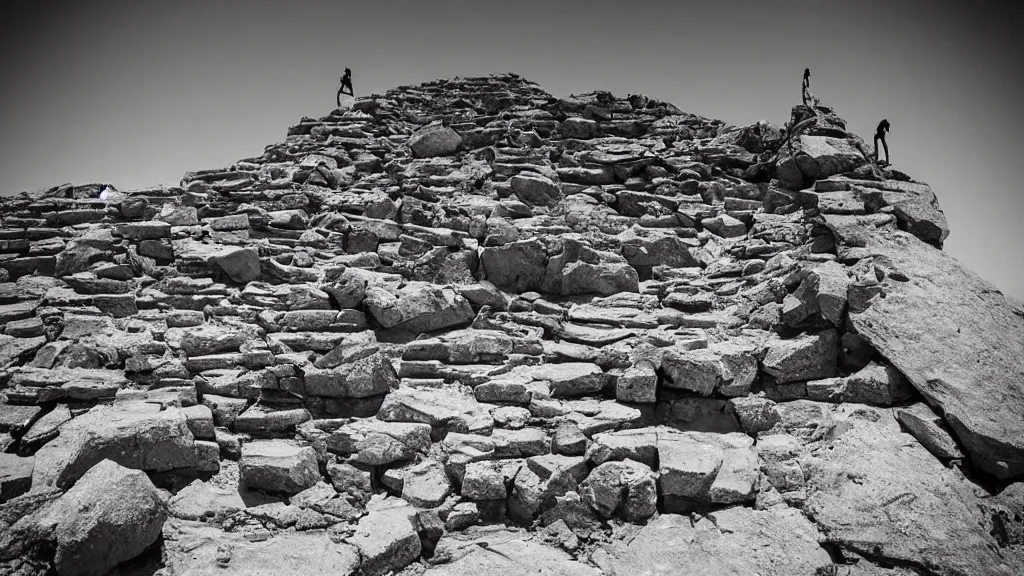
[337,68,354,106]
[874,118,891,164]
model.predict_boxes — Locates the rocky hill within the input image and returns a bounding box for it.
[1,73,1023,576]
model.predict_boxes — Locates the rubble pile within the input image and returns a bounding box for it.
[1,73,1022,575]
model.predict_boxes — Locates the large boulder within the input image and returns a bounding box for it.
[853,179,950,247]
[657,429,758,509]
[54,229,116,277]
[304,350,398,398]
[410,123,462,158]
[1,459,167,576]
[377,384,493,435]
[32,401,197,489]
[511,173,562,207]
[830,221,1024,480]
[364,282,474,334]
[662,342,758,396]
[480,238,548,293]
[776,135,866,190]
[325,419,432,466]
[540,239,638,296]
[800,405,1021,575]
[171,239,260,283]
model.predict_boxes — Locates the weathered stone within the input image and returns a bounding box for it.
[895,402,965,460]
[802,406,1019,575]
[116,221,171,241]
[2,459,166,576]
[585,428,658,468]
[728,395,780,435]
[0,454,33,503]
[159,521,360,576]
[541,240,639,297]
[22,404,72,447]
[762,330,839,384]
[377,385,493,434]
[235,406,311,437]
[511,173,562,207]
[365,281,474,334]
[410,123,462,158]
[239,440,320,495]
[426,530,600,575]
[807,361,915,406]
[657,430,724,507]
[702,214,746,238]
[662,342,757,396]
[346,500,421,576]
[592,507,833,576]
[326,419,431,465]
[462,460,508,500]
[182,404,216,439]
[481,238,548,293]
[830,222,1024,479]
[400,459,452,508]
[444,502,480,532]
[530,362,605,397]
[324,461,370,501]
[615,362,657,403]
[32,402,196,489]
[579,459,657,521]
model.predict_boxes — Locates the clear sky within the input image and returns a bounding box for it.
[2,0,1021,298]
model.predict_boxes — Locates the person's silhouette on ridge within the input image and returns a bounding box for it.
[337,68,354,106]
[874,119,891,164]
[801,68,811,106]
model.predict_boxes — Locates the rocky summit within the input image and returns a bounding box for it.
[0,73,1022,576]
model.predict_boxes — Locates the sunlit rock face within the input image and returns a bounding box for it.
[1,73,1022,576]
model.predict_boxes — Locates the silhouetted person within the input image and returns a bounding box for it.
[874,119,890,164]
[801,68,811,106]
[337,68,353,106]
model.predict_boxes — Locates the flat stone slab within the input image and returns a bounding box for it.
[592,507,833,576]
[831,223,1024,479]
[427,529,600,575]
[801,405,1020,575]
[160,520,360,576]
[32,401,197,489]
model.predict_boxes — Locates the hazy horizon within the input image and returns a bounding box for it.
[2,0,1021,298]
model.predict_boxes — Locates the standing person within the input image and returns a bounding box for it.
[874,119,891,164]
[337,68,354,106]
[801,68,811,106]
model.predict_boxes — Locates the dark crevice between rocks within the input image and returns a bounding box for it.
[109,536,165,576]
[835,547,934,576]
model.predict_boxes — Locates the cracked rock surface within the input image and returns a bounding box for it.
[1,73,1022,576]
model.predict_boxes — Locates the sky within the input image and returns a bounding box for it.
[1,0,1022,299]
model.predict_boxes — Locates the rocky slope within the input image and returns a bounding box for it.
[1,73,1022,576]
